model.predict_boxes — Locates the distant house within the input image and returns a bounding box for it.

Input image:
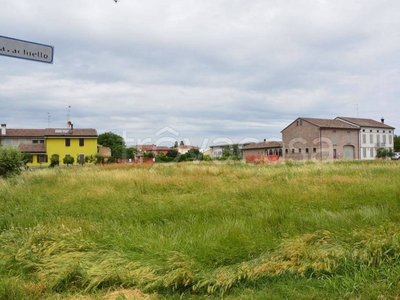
[0,123,98,166]
[242,141,283,158]
[209,143,252,159]
[281,117,395,160]
[202,148,213,157]
[136,144,170,155]
[97,145,112,162]
[175,145,199,154]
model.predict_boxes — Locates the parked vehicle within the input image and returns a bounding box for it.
[391,152,400,160]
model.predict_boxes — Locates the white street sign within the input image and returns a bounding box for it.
[0,35,54,64]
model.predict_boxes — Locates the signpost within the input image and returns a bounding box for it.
[0,35,54,64]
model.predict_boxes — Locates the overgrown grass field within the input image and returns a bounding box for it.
[1,160,400,299]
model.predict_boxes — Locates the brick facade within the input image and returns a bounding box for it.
[282,118,360,160]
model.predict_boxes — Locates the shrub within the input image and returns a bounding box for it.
[144,152,155,159]
[0,146,23,177]
[21,152,33,166]
[166,149,179,158]
[203,155,212,161]
[85,154,105,165]
[77,155,85,166]
[63,156,75,166]
[50,155,60,168]
[186,148,203,161]
[376,148,393,159]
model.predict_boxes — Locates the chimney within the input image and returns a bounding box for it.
[70,123,74,130]
[264,139,266,142]
[381,117,385,124]
[1,124,6,135]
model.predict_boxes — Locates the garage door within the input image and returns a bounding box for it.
[343,145,355,160]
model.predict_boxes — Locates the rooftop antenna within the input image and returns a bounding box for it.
[47,112,50,127]
[354,103,359,118]
[67,106,71,126]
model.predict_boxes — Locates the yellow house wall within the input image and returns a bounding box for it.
[25,137,97,167]
[46,137,98,165]
[26,154,47,167]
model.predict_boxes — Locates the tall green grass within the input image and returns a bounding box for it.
[1,161,400,299]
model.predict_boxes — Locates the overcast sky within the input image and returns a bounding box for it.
[1,0,399,148]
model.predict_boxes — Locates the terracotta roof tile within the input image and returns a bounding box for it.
[136,145,171,151]
[336,117,395,129]
[44,128,97,136]
[18,143,46,153]
[176,145,199,150]
[1,128,97,137]
[242,141,282,150]
[301,118,359,129]
[0,129,46,137]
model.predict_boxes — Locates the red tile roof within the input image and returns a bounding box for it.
[18,143,46,153]
[1,129,46,137]
[136,145,171,152]
[336,117,395,129]
[44,128,98,137]
[301,118,359,129]
[1,128,97,137]
[242,141,282,150]
[176,145,199,149]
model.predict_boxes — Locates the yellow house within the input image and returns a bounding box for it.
[0,124,98,167]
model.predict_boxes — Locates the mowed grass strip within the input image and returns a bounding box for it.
[1,160,400,299]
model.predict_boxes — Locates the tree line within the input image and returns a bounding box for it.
[1,134,399,178]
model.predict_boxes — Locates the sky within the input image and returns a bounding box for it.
[1,0,399,149]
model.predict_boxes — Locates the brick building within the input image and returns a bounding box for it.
[281,117,395,160]
[241,141,283,158]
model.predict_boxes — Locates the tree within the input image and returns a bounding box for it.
[144,152,155,158]
[174,141,178,148]
[231,144,241,159]
[376,148,393,159]
[50,154,60,167]
[63,155,75,166]
[98,132,126,158]
[126,147,138,159]
[221,145,241,160]
[394,135,400,152]
[185,148,203,161]
[166,149,178,158]
[0,146,23,177]
[180,141,185,146]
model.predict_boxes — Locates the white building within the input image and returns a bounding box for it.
[335,117,395,160]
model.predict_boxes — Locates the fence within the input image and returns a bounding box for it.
[245,155,280,164]
[114,158,155,164]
